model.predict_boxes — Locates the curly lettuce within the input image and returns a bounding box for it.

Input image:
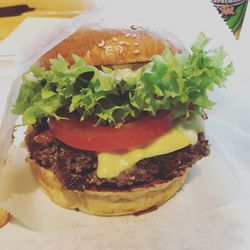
[12,33,234,126]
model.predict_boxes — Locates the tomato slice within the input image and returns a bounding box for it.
[49,112,172,152]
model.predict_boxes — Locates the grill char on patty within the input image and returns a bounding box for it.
[26,128,210,191]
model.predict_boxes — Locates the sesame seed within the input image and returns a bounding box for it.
[134,42,140,46]
[125,34,131,37]
[134,49,140,55]
[112,37,118,42]
[118,41,126,46]
[124,41,130,46]
[119,48,124,54]
[130,25,137,30]
[98,40,105,48]
[105,45,113,54]
[132,34,137,38]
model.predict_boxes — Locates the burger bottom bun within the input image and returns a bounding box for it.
[29,159,189,216]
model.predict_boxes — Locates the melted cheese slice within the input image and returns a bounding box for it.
[97,125,198,178]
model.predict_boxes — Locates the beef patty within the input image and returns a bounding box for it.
[26,128,210,191]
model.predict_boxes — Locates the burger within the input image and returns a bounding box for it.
[12,22,233,215]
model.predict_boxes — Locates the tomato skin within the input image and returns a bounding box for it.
[49,112,173,152]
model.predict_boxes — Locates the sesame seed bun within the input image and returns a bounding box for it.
[28,159,188,216]
[39,22,185,68]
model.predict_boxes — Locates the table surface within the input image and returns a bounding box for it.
[0,0,98,40]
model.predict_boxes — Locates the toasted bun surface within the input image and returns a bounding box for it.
[39,23,185,68]
[29,159,188,216]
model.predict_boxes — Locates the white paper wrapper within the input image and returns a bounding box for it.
[0,0,250,243]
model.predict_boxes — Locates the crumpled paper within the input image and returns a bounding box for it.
[0,0,249,240]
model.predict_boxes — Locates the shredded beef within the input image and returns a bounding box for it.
[26,129,210,191]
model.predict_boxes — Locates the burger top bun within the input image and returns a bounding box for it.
[39,22,185,68]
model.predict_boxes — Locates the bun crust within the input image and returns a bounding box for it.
[29,159,188,216]
[39,23,185,68]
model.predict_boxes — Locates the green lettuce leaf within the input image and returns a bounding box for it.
[12,33,234,126]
